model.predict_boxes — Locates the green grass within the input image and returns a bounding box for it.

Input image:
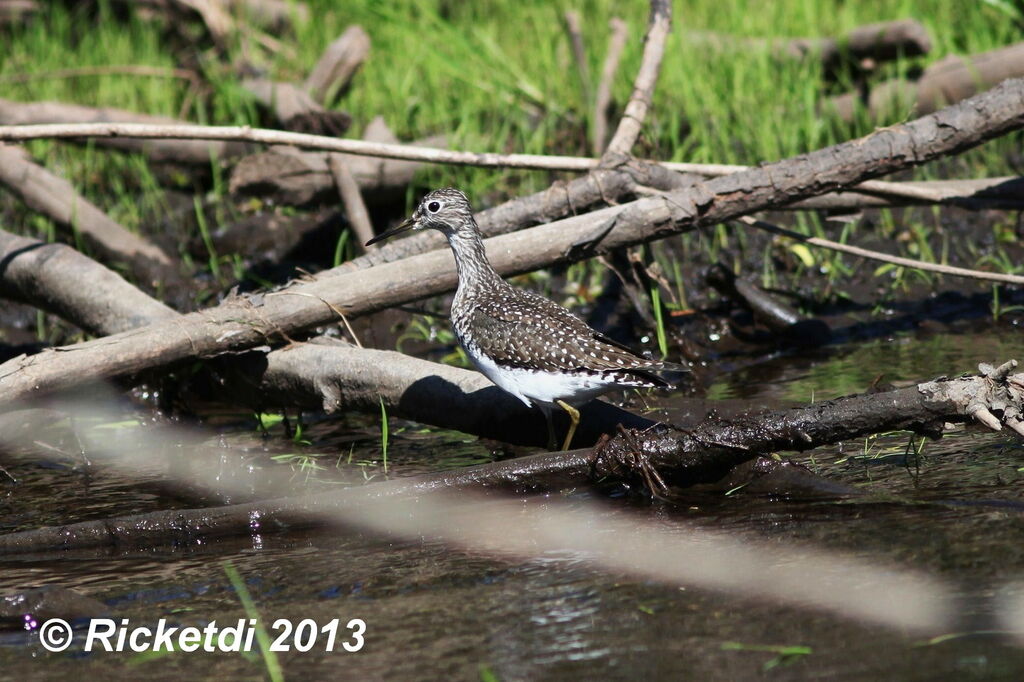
[0,0,1020,299]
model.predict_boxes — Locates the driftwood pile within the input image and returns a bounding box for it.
[0,0,1022,553]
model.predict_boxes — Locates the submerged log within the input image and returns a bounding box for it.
[1,77,1022,407]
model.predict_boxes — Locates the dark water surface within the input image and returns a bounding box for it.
[2,328,1024,680]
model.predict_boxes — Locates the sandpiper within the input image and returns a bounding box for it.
[367,188,675,450]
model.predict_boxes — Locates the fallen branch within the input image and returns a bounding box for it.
[0,0,35,25]
[564,10,592,105]
[603,0,670,158]
[0,144,181,288]
[0,78,1021,406]
[229,119,446,206]
[2,362,1020,553]
[240,78,351,135]
[828,42,1024,121]
[0,65,196,84]
[592,17,628,155]
[327,153,374,252]
[0,228,177,334]
[0,98,249,165]
[736,214,1024,286]
[686,19,931,70]
[598,361,1024,490]
[0,117,1010,210]
[304,25,371,104]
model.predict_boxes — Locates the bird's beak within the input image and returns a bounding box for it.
[366,216,416,246]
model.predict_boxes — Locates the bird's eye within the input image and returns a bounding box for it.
[427,201,441,213]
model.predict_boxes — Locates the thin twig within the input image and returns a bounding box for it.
[737,215,1024,285]
[602,0,671,158]
[327,153,375,253]
[0,122,1016,206]
[593,17,628,156]
[0,65,197,84]
[564,10,592,106]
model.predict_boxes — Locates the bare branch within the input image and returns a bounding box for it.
[563,10,592,105]
[603,0,671,158]
[0,144,180,288]
[327,153,375,252]
[736,215,1024,286]
[593,17,628,155]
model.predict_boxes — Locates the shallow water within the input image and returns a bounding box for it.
[1,326,1024,680]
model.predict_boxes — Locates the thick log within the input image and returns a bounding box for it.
[0,98,248,165]
[0,144,181,288]
[0,78,1022,406]
[304,25,371,103]
[0,229,177,334]
[828,42,1024,121]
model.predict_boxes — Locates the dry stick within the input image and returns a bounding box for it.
[0,98,249,165]
[0,120,979,208]
[0,78,1022,407]
[0,65,196,84]
[736,215,1024,286]
[0,145,180,288]
[327,153,375,253]
[2,364,1021,554]
[564,10,593,105]
[641,177,1024,211]
[592,17,629,156]
[602,0,671,158]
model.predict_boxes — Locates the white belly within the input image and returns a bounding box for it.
[464,341,618,409]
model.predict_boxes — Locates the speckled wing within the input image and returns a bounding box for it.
[467,288,669,386]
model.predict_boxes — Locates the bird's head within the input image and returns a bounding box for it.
[366,187,475,246]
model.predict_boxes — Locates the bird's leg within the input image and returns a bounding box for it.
[539,405,556,451]
[556,400,581,451]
